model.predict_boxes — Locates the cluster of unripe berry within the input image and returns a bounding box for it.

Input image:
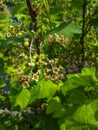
[48,33,69,45]
[8,25,22,37]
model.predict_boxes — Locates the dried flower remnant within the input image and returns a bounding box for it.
[48,35,53,44]
[32,74,39,82]
[48,33,59,44]
[9,25,14,31]
[52,33,59,42]
[47,34,69,45]
[40,61,48,66]
[59,65,64,70]
[64,37,69,44]
[21,75,30,82]
[54,58,58,64]
[37,69,42,74]
[58,73,64,80]
[15,79,20,83]
[49,60,54,65]
[51,75,58,81]
[41,103,48,110]
[44,75,51,80]
[24,38,30,47]
[24,38,29,42]
[53,67,60,74]
[28,62,35,68]
[17,68,24,74]
[20,52,25,57]
[22,81,29,88]
[60,35,65,44]
[46,68,51,73]
[13,64,18,69]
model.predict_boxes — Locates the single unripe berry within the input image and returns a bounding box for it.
[24,55,28,59]
[18,32,22,36]
[24,41,29,47]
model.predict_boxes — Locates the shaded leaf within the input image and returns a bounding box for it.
[46,96,65,118]
[67,90,88,105]
[45,22,82,41]
[71,0,82,9]
[0,124,5,130]
[61,75,91,95]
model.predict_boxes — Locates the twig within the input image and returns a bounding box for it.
[30,38,33,63]
[26,0,41,54]
[80,0,87,67]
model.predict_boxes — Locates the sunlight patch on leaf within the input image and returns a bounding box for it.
[12,88,30,110]
[38,79,57,98]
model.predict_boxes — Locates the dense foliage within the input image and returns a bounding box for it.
[1,0,98,130]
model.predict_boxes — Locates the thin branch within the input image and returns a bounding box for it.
[26,0,37,23]
[30,38,33,63]
[80,0,87,67]
[26,0,41,54]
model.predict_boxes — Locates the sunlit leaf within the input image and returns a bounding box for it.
[38,79,57,98]
[11,88,30,110]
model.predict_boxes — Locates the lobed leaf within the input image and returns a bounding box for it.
[38,79,57,98]
[11,88,30,110]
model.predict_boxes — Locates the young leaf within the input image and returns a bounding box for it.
[81,67,98,81]
[11,88,30,110]
[38,79,57,98]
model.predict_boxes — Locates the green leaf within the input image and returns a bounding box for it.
[12,2,26,16]
[11,88,30,110]
[38,79,57,98]
[0,124,5,130]
[43,0,49,13]
[72,99,98,127]
[6,125,18,130]
[61,75,91,95]
[4,120,12,126]
[59,100,98,129]
[47,96,61,114]
[71,0,82,9]
[19,124,29,130]
[0,58,4,73]
[81,67,97,81]
[67,90,88,105]
[50,6,64,15]
[46,96,65,118]
[61,67,98,95]
[30,80,58,102]
[45,22,82,41]
[29,85,40,103]
[0,82,6,89]
[6,66,17,74]
[59,119,90,130]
